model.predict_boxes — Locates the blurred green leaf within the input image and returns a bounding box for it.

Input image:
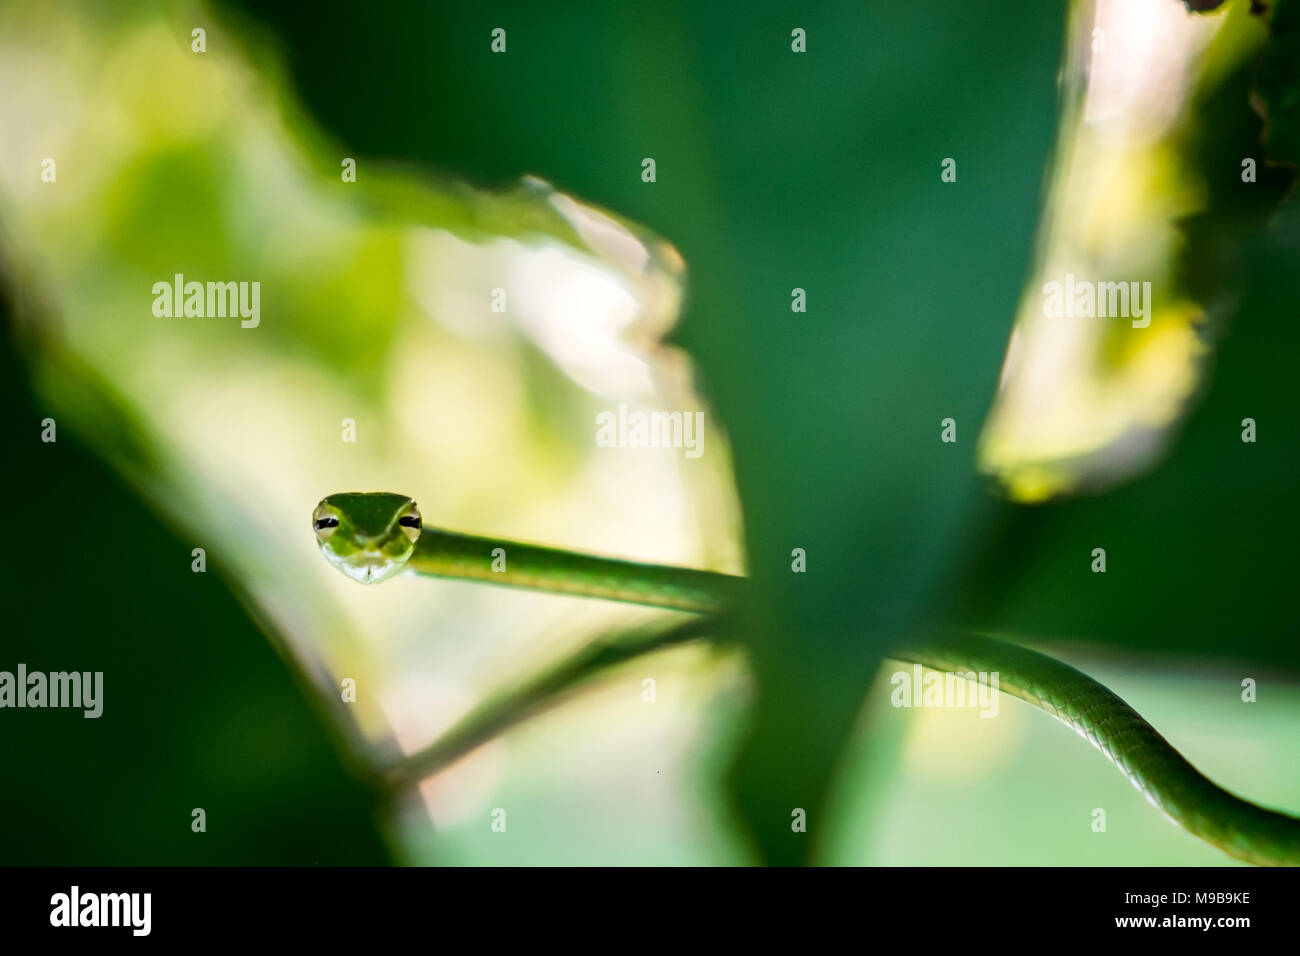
[0,311,392,864]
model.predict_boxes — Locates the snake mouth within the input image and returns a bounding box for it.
[321,545,406,585]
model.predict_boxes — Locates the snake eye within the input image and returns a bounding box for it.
[313,505,340,540]
[397,504,422,542]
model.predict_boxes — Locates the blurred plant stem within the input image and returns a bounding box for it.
[380,614,731,791]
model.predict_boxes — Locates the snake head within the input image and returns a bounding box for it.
[312,492,422,584]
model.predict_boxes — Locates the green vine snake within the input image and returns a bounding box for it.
[313,491,1300,866]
